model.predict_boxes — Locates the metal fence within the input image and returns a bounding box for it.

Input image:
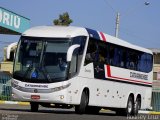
[151,92,160,111]
[0,71,12,101]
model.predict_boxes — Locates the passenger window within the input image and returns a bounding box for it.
[108,45,115,65]
[120,49,126,68]
[98,41,108,64]
[84,38,153,73]
[84,39,98,65]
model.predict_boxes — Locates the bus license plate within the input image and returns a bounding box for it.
[31,95,40,100]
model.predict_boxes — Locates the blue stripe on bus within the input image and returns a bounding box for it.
[85,28,100,40]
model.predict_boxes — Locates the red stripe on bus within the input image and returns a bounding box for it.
[107,65,111,77]
[106,65,152,85]
[100,32,106,42]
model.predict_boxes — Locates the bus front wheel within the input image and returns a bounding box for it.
[30,102,39,112]
[75,90,89,114]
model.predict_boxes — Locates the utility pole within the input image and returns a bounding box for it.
[115,12,120,38]
[114,2,149,38]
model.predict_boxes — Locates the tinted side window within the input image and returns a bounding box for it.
[84,39,98,65]
[84,38,153,73]
[72,36,86,55]
[137,53,153,72]
[98,41,109,64]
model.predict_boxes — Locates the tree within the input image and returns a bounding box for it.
[53,12,73,26]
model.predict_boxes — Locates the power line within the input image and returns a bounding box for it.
[121,3,144,18]
[103,0,116,13]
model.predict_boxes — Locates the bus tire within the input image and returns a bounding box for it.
[75,90,89,114]
[116,96,134,116]
[30,102,39,112]
[126,96,134,116]
[133,97,141,116]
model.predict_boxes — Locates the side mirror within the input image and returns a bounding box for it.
[6,42,18,59]
[67,44,80,62]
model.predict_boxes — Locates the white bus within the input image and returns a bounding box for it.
[11,26,153,116]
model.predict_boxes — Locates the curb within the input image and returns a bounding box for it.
[0,100,29,105]
[139,110,160,115]
[101,109,160,115]
[100,108,111,112]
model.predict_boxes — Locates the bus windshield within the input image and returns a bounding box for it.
[13,36,72,83]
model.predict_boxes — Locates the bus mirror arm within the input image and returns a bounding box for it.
[67,44,80,62]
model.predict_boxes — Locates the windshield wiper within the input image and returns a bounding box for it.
[39,41,53,82]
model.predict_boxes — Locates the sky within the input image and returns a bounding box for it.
[0,0,160,59]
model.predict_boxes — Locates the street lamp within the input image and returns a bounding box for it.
[115,1,150,38]
[145,2,150,6]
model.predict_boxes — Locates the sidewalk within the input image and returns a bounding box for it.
[139,110,160,115]
[0,100,29,105]
[101,109,160,115]
[1,100,160,115]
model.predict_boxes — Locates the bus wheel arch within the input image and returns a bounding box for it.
[75,87,90,114]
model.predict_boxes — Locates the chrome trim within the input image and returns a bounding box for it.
[12,82,71,93]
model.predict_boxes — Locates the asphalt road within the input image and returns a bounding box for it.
[0,104,159,120]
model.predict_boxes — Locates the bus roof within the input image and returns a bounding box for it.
[22,26,88,38]
[105,33,152,54]
[22,26,152,54]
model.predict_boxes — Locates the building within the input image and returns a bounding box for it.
[0,7,30,73]
[150,48,160,111]
[0,7,30,101]
[151,49,160,89]
[0,43,17,73]
[0,7,30,34]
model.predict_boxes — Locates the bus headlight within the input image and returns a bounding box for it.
[11,81,23,91]
[51,83,71,92]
